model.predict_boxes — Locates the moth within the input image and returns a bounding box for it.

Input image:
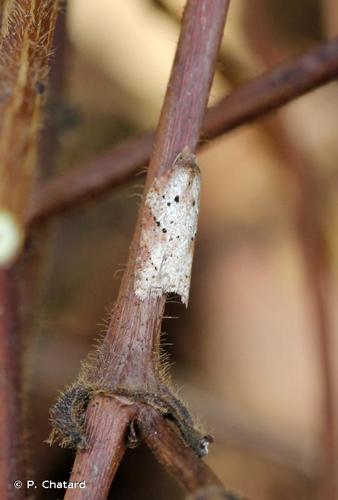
[135,147,200,306]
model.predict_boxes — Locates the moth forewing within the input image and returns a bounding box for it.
[135,149,200,305]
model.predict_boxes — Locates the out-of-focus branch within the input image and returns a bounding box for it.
[0,2,59,498]
[242,4,337,499]
[296,154,337,500]
[0,0,59,266]
[268,122,336,500]
[61,1,232,498]
[29,36,338,224]
[30,132,154,223]
[0,268,24,500]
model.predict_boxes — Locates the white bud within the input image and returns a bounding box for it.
[0,211,23,266]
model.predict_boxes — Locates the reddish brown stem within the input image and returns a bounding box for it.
[28,36,338,223]
[139,406,244,500]
[65,0,230,497]
[0,268,25,499]
[147,2,229,178]
[0,3,60,497]
[29,133,154,223]
[65,397,137,500]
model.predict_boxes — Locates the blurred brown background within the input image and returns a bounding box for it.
[22,0,338,498]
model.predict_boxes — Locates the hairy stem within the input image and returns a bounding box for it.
[65,397,137,500]
[139,406,244,500]
[0,1,59,497]
[63,0,230,497]
[0,0,59,265]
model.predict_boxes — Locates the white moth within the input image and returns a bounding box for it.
[134,148,200,306]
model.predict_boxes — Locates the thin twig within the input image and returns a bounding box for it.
[0,0,59,265]
[61,1,231,498]
[28,36,338,223]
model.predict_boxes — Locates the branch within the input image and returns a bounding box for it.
[293,146,337,500]
[263,101,337,500]
[0,2,59,498]
[52,1,232,498]
[0,0,59,266]
[29,36,338,223]
[139,406,244,500]
[240,5,337,496]
[29,133,154,222]
[65,397,137,500]
[0,268,25,500]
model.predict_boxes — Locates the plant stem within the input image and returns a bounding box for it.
[295,157,336,500]
[0,0,59,266]
[30,132,154,222]
[241,4,337,494]
[259,115,336,500]
[64,0,230,497]
[0,1,59,496]
[269,121,336,500]
[139,406,244,500]
[0,268,24,499]
[65,397,137,500]
[28,36,338,223]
